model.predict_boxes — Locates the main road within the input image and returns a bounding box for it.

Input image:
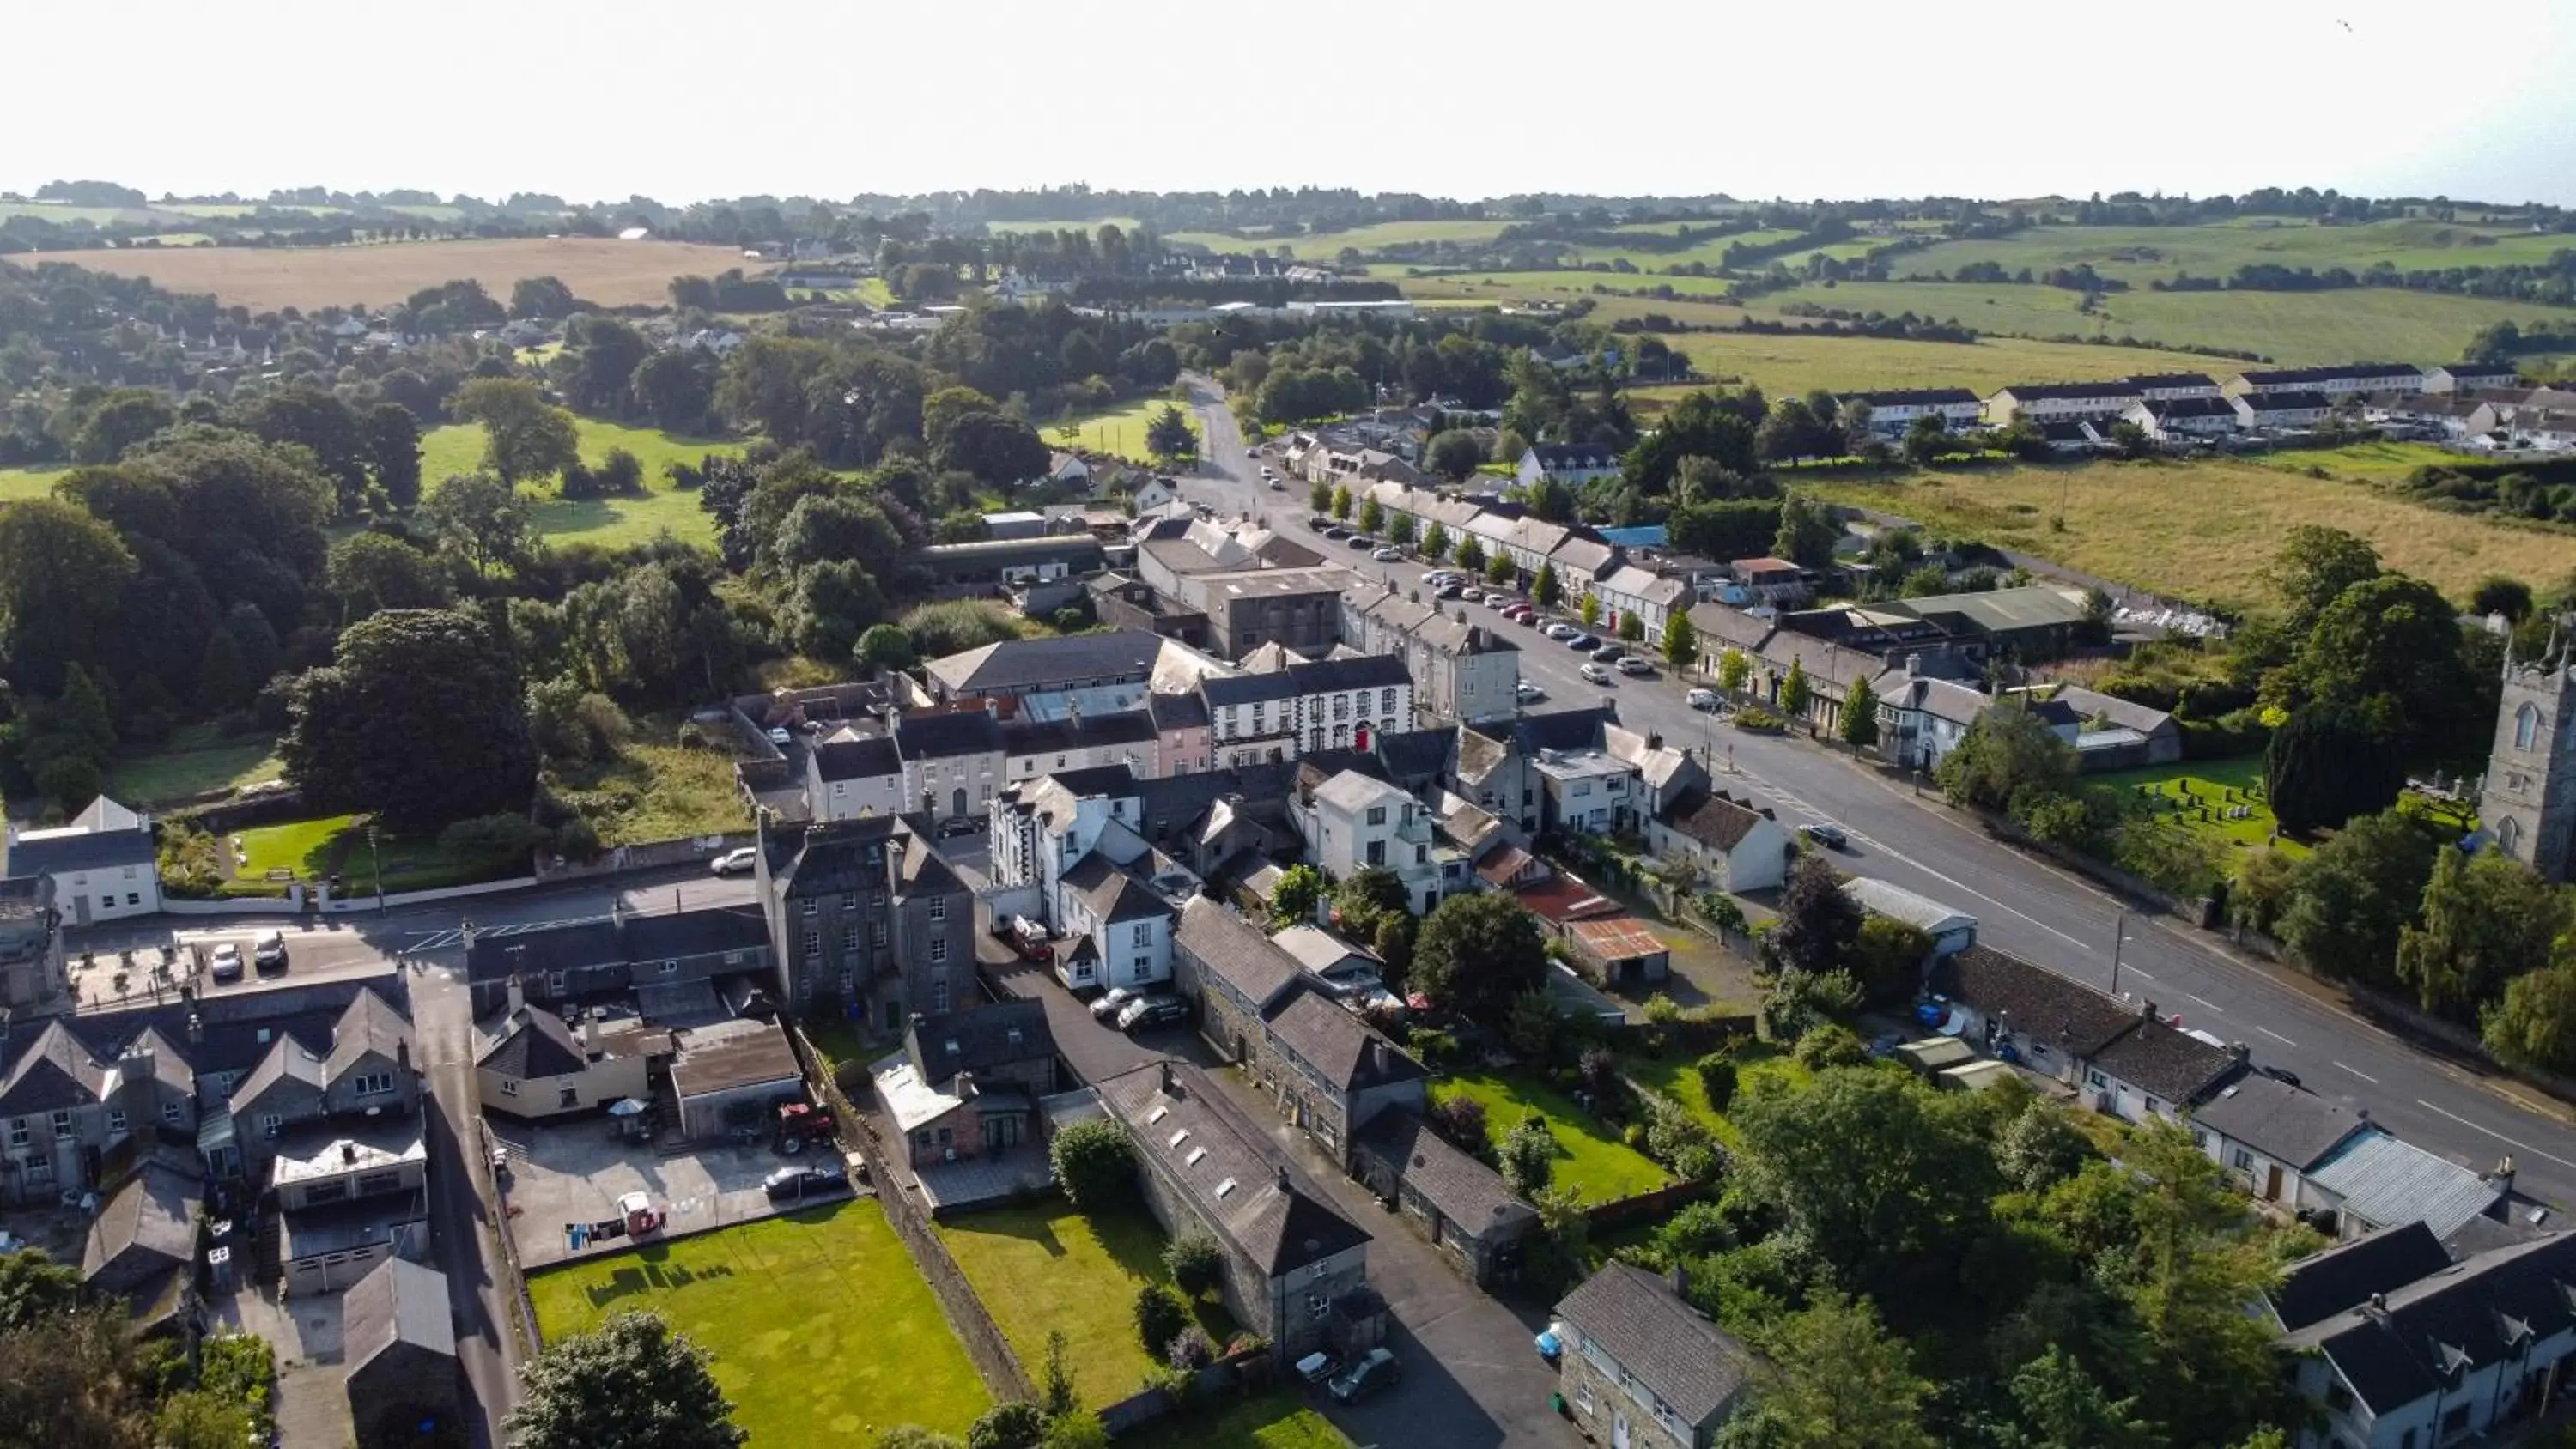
[1178,377,2576,1210]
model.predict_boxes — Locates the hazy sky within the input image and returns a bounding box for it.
[15,0,2575,209]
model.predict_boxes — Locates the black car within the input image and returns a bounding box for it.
[1800,822,1850,850]
[1328,1348,1400,1404]
[2258,1064,2303,1088]
[936,815,986,838]
[763,1163,848,1203]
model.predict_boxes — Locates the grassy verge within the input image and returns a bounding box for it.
[106,724,283,806]
[1429,1071,1669,1203]
[1120,1394,1353,1449]
[1800,459,2576,610]
[527,1200,987,1442]
[937,1200,1234,1408]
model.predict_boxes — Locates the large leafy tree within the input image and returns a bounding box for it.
[2265,701,2407,834]
[2274,809,2436,989]
[1937,700,2078,813]
[0,497,136,694]
[2294,573,2473,749]
[506,1310,746,1449]
[1410,891,1546,1023]
[1144,405,1197,464]
[934,412,1050,488]
[236,385,372,511]
[2397,847,2571,1021]
[450,377,580,487]
[2265,524,2379,634]
[1727,1290,1935,1449]
[1732,1067,1996,1295]
[364,402,423,509]
[283,609,537,831]
[1768,853,1862,977]
[2485,949,2576,1072]
[420,471,536,579]
[324,533,449,622]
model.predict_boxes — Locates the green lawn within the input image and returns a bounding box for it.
[1626,1045,1813,1150]
[419,416,742,549]
[1055,395,1194,465]
[529,1201,987,1443]
[937,1201,1230,1408]
[1120,1395,1353,1449]
[1761,278,2576,369]
[227,812,521,894]
[1430,1072,1669,1203]
[1801,459,2576,611]
[0,464,66,501]
[106,724,283,807]
[2093,757,2307,863]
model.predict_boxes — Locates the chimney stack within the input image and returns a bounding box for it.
[1276,1164,1291,1193]
[1159,1059,1178,1096]
[1906,654,1923,678]
[2491,1155,2518,1195]
[506,973,526,1018]
[583,1009,602,1056]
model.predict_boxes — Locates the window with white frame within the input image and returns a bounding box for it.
[50,1110,72,1139]
[161,1100,182,1125]
[107,1109,126,1134]
[928,896,946,922]
[5,1118,24,1149]
[1131,922,1151,947]
[930,938,949,963]
[353,1071,395,1097]
[802,928,821,960]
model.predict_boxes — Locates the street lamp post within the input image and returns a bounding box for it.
[368,823,384,915]
[2110,908,2129,997]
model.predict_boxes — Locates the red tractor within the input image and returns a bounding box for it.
[776,1101,837,1156]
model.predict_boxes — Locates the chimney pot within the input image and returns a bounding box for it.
[1158,1059,1178,1095]
[1276,1165,1291,1192]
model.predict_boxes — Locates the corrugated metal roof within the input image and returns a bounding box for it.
[2307,1131,2502,1239]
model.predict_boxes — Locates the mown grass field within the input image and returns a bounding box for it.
[1892,219,2574,290]
[1765,278,2576,367]
[937,1202,1230,1409]
[1801,458,2576,609]
[2093,756,2306,868]
[15,236,753,310]
[1634,330,2233,401]
[1625,1045,1813,1150]
[528,1201,987,1444]
[227,812,519,894]
[0,464,68,501]
[1057,393,1193,464]
[1430,1071,1669,1203]
[421,416,739,550]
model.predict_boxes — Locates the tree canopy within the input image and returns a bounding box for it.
[506,1310,746,1449]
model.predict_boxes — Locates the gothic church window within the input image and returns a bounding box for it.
[2518,702,2543,750]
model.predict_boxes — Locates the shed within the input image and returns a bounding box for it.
[343,1257,459,1449]
[1937,1060,2020,1093]
[1565,916,1671,991]
[670,1019,805,1140]
[1893,1035,1975,1077]
[1845,877,1976,956]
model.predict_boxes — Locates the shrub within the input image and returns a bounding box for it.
[1163,1234,1224,1300]
[1050,1118,1134,1212]
[1697,892,1750,933]
[1133,1284,1189,1357]
[1166,1325,1215,1371]
[1500,1117,1556,1197]
[1577,1045,1622,1100]
[1793,1022,1868,1070]
[1406,1026,1461,1065]
[1693,1053,1739,1112]
[553,815,601,863]
[968,1404,1045,1449]
[1643,1096,1727,1184]
[439,812,548,858]
[1643,992,1682,1025]
[1430,1094,1490,1156]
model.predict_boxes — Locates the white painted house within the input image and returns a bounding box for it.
[1300,771,1447,916]
[1647,788,1791,893]
[3,797,161,925]
[1837,388,1983,433]
[1514,443,1622,489]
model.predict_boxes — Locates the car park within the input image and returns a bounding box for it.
[1801,822,1850,850]
[210,943,244,983]
[711,846,758,876]
[1115,995,1188,1033]
[1371,546,1403,561]
[1328,1347,1400,1404]
[1618,656,1656,676]
[1579,662,1613,684]
[1090,985,1140,1022]
[252,931,289,973]
[1686,688,1722,711]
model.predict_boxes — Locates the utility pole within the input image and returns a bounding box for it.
[2109,908,2127,997]
[368,823,385,915]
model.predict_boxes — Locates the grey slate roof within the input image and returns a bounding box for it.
[2236,388,2334,412]
[2269,1220,2453,1333]
[326,990,414,1078]
[1200,672,1297,709]
[1931,944,2138,1058]
[2189,1074,2366,1170]
[1658,788,1772,852]
[1177,897,1302,1009]
[1287,653,1412,694]
[813,733,901,782]
[5,824,156,875]
[1555,1263,1755,1428]
[895,709,1007,760]
[1147,690,1209,731]
[2087,1016,2243,1105]
[82,1160,199,1290]
[1095,1061,1369,1276]
[475,1006,586,1080]
[1002,709,1158,757]
[1063,854,1170,925]
[926,630,1168,696]
[343,1257,457,1369]
[464,907,774,984]
[1261,986,1427,1092]
[905,998,1052,1088]
[1355,1110,1535,1242]
[2281,1231,2576,1416]
[0,1020,109,1113]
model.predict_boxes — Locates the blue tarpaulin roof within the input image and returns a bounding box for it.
[1597,526,1667,548]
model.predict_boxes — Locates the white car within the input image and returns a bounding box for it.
[1421,571,1456,586]
[1617,656,1656,676]
[711,846,758,876]
[1687,688,1722,711]
[1515,681,1546,702]
[1543,622,1581,640]
[1579,662,1613,684]
[209,943,244,982]
[1371,546,1403,561]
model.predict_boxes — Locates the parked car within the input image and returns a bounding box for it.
[1543,622,1580,640]
[1267,479,1286,491]
[1590,645,1624,664]
[1090,985,1141,1022]
[1323,527,1350,541]
[767,726,793,747]
[209,943,244,983]
[1346,535,1376,549]
[1421,571,1456,586]
[252,931,289,974]
[1116,995,1188,1033]
[711,846,758,876]
[1509,607,1539,625]
[936,815,985,838]
[1485,594,1514,609]
[1371,546,1403,561]
[1434,583,1465,600]
[762,1163,849,1203]
[1579,662,1613,684]
[1686,688,1722,711]
[1459,587,1483,602]
[1617,657,1656,676]
[1515,681,1546,702]
[1305,516,1332,531]
[1328,1348,1400,1404]
[1801,822,1850,850]
[1566,634,1599,651]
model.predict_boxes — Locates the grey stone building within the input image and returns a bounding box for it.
[2480,644,2576,881]
[343,1257,460,1449]
[1555,1263,1757,1449]
[758,818,974,1028]
[1244,986,1427,1165]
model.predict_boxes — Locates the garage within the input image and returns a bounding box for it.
[670,1019,805,1141]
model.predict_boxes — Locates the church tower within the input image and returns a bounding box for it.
[2479,631,2576,882]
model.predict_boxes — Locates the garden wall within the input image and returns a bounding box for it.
[1581,1178,1714,1234]
[532,833,753,883]
[319,876,538,912]
[167,791,314,835]
[163,894,305,917]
